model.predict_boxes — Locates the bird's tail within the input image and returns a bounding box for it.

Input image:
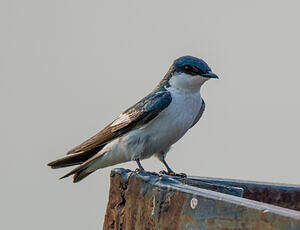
[47,146,103,169]
[48,155,97,183]
[47,153,90,169]
[47,146,104,183]
[48,155,95,183]
[58,152,103,183]
[59,162,95,183]
[48,144,130,182]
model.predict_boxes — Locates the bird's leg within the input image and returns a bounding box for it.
[134,159,159,176]
[135,159,145,171]
[160,159,187,178]
[161,158,174,174]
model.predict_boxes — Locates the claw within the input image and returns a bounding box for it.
[159,170,168,175]
[159,170,187,178]
[177,173,187,178]
[135,168,144,172]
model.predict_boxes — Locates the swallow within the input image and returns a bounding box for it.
[48,56,218,182]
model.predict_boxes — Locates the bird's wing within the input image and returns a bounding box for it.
[67,89,172,154]
[190,99,205,128]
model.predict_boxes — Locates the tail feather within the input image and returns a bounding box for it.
[48,145,106,183]
[59,166,84,180]
[47,146,103,169]
[57,150,104,183]
[48,153,89,169]
[59,158,96,183]
[73,170,94,183]
[59,164,91,181]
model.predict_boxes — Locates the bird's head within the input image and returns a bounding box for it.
[166,56,218,92]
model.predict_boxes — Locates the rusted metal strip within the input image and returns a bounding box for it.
[103,169,300,230]
[179,177,244,198]
[189,176,300,211]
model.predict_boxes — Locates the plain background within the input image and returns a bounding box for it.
[1,0,300,229]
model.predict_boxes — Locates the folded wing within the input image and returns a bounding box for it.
[67,89,172,155]
[47,88,172,181]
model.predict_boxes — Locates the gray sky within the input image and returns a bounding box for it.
[1,0,300,229]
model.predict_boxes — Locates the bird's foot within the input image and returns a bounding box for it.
[135,159,146,172]
[135,168,145,172]
[159,170,169,175]
[159,170,187,178]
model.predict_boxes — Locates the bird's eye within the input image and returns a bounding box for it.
[184,65,192,72]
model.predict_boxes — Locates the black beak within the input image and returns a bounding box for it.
[202,71,219,79]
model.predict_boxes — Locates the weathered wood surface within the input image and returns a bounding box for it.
[103,168,300,230]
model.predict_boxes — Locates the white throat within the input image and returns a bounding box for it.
[168,72,208,93]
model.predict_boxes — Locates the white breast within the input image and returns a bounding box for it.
[141,86,203,154]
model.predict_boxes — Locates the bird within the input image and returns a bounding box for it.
[48,56,219,183]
